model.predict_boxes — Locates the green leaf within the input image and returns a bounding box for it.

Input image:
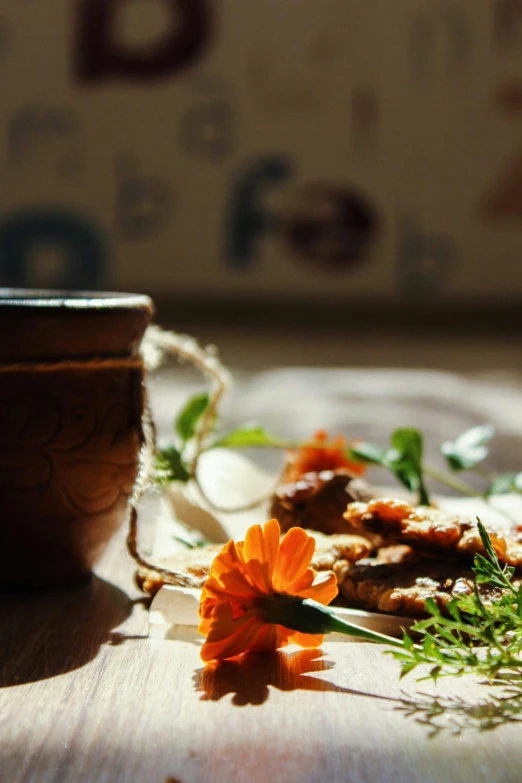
[391,652,416,662]
[388,428,430,506]
[424,597,442,618]
[173,534,211,549]
[214,424,286,449]
[155,446,191,484]
[423,634,439,657]
[473,553,497,579]
[453,593,478,616]
[351,430,430,505]
[440,424,495,472]
[399,660,419,678]
[391,428,423,466]
[429,665,442,682]
[477,519,501,571]
[446,600,462,623]
[487,472,519,496]
[402,630,415,652]
[348,442,388,466]
[175,392,210,444]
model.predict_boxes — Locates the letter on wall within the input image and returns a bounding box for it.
[76,0,213,83]
[0,208,106,289]
[225,156,293,269]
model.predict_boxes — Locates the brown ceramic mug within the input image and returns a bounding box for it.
[0,289,153,588]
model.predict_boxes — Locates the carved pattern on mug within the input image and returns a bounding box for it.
[60,457,138,516]
[0,394,139,514]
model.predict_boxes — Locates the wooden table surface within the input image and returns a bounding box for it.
[3,358,522,783]
[2,520,522,783]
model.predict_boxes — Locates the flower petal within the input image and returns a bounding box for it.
[248,622,287,654]
[200,618,263,662]
[296,570,338,606]
[283,568,315,596]
[210,541,249,583]
[242,519,280,593]
[200,602,283,662]
[206,540,265,599]
[286,631,325,648]
[272,527,316,592]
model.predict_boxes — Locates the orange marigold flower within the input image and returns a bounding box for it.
[198,518,338,663]
[284,429,366,482]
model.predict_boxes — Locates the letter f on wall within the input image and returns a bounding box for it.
[226,156,292,269]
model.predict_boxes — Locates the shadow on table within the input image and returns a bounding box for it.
[194,648,396,706]
[195,649,522,735]
[396,677,522,737]
[0,575,134,686]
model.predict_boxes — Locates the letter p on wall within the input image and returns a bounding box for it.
[0,208,106,289]
[76,0,213,83]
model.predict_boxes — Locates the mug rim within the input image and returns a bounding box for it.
[0,289,153,361]
[0,288,152,312]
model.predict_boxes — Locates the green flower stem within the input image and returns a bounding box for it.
[422,464,478,497]
[473,465,497,483]
[424,465,521,529]
[323,612,406,649]
[261,594,406,650]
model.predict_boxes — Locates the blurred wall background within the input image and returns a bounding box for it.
[0,1,521,325]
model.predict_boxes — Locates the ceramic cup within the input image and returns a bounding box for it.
[0,289,153,588]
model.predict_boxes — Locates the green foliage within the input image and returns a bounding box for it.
[388,428,430,506]
[350,427,430,505]
[173,534,211,549]
[348,442,388,465]
[155,446,191,484]
[214,424,287,449]
[487,472,522,496]
[154,393,213,486]
[441,425,495,472]
[175,392,210,444]
[389,520,522,681]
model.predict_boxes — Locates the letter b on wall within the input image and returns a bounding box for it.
[77,0,213,83]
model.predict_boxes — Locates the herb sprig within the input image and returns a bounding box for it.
[151,371,522,725]
[390,520,522,682]
[154,391,283,486]
[349,428,430,505]
[156,391,522,521]
[350,425,522,531]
